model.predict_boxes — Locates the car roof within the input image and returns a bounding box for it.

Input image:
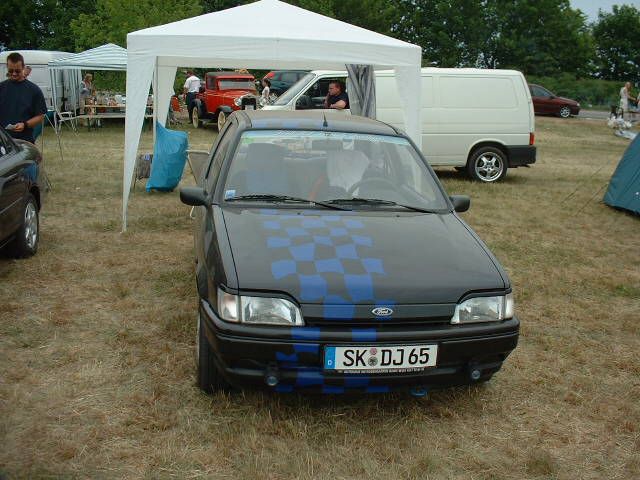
[235,110,400,136]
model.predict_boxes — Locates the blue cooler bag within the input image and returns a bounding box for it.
[146,124,188,192]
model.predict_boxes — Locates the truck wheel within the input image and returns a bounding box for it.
[217,111,227,131]
[192,108,202,128]
[467,146,507,183]
[8,194,39,258]
[196,312,229,393]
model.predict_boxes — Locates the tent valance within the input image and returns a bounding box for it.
[123,0,422,230]
[48,43,127,71]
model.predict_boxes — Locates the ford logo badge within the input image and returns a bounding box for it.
[372,307,393,317]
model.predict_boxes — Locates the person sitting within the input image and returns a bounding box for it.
[324,81,349,110]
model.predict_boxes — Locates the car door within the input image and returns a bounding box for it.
[530,85,553,114]
[0,130,26,242]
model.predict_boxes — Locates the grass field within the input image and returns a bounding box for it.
[1,117,639,479]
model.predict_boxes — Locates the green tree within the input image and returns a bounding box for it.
[592,4,640,80]
[0,0,49,50]
[70,0,202,51]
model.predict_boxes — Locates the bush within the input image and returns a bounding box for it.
[527,74,624,109]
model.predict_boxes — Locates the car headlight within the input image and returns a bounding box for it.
[451,293,514,324]
[234,97,242,106]
[217,288,304,326]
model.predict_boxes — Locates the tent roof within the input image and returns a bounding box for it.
[49,43,127,71]
[127,0,421,70]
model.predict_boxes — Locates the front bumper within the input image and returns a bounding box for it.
[505,145,537,167]
[200,300,519,393]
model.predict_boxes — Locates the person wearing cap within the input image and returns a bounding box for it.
[0,52,47,144]
[183,70,201,124]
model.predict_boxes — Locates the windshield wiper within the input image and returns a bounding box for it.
[326,197,440,213]
[226,194,350,210]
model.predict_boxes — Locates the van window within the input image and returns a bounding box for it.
[440,76,518,109]
[299,78,347,110]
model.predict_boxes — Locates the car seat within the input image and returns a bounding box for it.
[234,143,290,196]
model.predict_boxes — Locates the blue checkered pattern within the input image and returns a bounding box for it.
[260,210,396,321]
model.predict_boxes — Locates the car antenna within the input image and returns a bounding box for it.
[322,113,328,128]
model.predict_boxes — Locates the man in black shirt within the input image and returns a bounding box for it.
[0,52,47,144]
[324,81,349,110]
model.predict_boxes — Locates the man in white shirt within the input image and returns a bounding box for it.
[619,82,636,120]
[183,70,201,124]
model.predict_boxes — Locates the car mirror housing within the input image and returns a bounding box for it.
[180,186,208,206]
[450,195,470,212]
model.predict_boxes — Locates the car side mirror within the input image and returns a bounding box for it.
[180,186,208,206]
[449,195,470,212]
[296,95,312,109]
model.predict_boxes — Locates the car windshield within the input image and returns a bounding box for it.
[222,130,450,211]
[218,79,255,90]
[273,73,316,105]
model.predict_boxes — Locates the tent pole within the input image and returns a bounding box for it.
[153,57,158,149]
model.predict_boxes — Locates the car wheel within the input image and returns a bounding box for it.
[467,146,507,183]
[8,194,39,258]
[559,106,571,118]
[217,111,227,131]
[192,108,202,128]
[196,311,229,393]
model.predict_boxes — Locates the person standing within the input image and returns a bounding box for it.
[260,78,271,106]
[23,65,32,79]
[183,70,201,124]
[0,52,47,144]
[619,82,636,120]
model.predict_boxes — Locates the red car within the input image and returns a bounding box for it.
[529,84,580,118]
[191,72,258,130]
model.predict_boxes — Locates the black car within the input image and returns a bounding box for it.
[263,70,309,96]
[181,111,519,395]
[0,126,44,258]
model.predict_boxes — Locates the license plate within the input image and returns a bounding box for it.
[324,344,437,373]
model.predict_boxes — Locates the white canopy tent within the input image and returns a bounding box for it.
[124,0,422,230]
[48,44,127,120]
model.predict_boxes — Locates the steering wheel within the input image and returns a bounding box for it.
[347,177,397,196]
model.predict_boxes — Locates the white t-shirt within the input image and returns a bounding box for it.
[261,86,270,104]
[184,75,201,93]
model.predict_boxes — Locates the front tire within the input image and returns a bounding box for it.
[217,111,227,131]
[9,194,39,258]
[467,146,507,183]
[559,106,571,118]
[197,312,229,393]
[192,107,202,128]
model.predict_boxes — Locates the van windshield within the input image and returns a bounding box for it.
[273,72,316,105]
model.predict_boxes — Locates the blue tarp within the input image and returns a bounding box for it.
[146,124,188,192]
[604,134,640,216]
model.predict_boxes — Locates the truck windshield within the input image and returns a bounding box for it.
[273,72,316,105]
[218,79,255,90]
[222,130,449,212]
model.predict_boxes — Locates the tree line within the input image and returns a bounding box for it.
[1,0,639,81]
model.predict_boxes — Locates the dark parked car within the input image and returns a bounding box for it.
[529,84,580,118]
[0,126,45,257]
[180,110,519,395]
[263,70,308,96]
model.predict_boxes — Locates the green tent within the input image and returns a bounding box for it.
[604,135,640,215]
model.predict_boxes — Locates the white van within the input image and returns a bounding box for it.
[0,50,82,114]
[264,68,536,182]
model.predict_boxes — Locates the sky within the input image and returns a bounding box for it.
[571,0,640,21]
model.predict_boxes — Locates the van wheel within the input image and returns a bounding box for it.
[559,106,571,118]
[192,108,202,128]
[197,312,229,393]
[467,146,507,183]
[8,194,39,258]
[217,111,227,131]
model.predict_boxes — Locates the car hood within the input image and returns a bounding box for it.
[222,208,506,306]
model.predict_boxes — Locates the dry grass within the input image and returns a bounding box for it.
[1,116,639,479]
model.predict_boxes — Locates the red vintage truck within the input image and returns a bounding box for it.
[191,71,258,130]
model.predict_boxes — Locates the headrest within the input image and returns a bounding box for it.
[311,139,343,151]
[246,142,287,163]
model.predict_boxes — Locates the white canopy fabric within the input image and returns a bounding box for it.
[123,0,422,230]
[48,43,127,71]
